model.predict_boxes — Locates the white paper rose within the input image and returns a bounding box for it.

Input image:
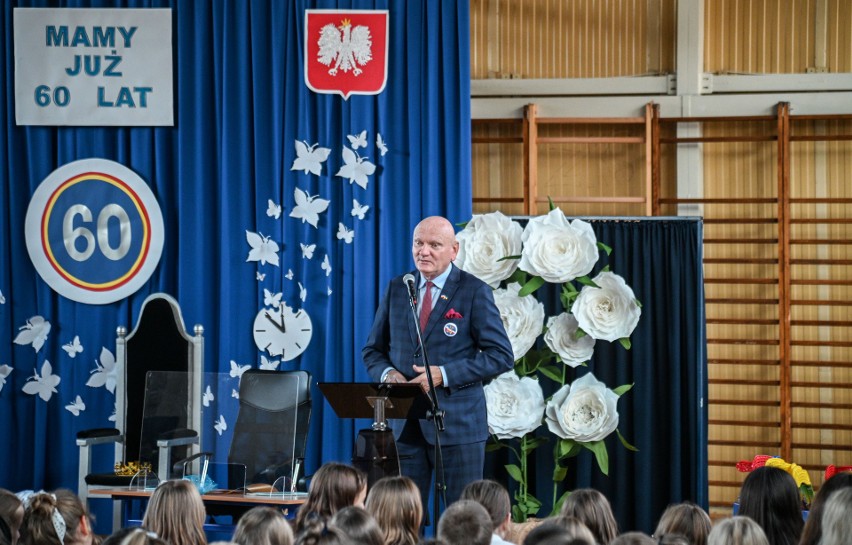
[484,371,545,439]
[544,313,596,368]
[456,211,523,288]
[571,271,641,342]
[518,208,598,283]
[545,372,618,442]
[493,282,545,361]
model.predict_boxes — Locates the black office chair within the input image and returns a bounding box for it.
[76,293,204,529]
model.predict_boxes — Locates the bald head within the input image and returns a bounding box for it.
[412,216,459,280]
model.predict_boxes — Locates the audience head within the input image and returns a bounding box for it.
[798,471,852,545]
[707,516,768,545]
[295,463,367,531]
[559,489,618,545]
[610,532,655,545]
[365,476,422,545]
[0,490,23,545]
[522,521,594,545]
[653,502,711,545]
[101,527,169,545]
[736,466,803,545]
[142,480,207,545]
[19,489,94,545]
[546,516,595,545]
[460,480,510,536]
[232,506,293,545]
[817,487,852,545]
[652,535,689,545]
[330,506,383,545]
[295,519,349,545]
[437,500,492,545]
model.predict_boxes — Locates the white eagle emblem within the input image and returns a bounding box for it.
[317,19,373,76]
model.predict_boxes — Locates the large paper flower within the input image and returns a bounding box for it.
[518,208,598,283]
[572,271,641,342]
[545,372,619,442]
[544,313,596,368]
[485,371,545,439]
[456,211,523,288]
[493,282,545,361]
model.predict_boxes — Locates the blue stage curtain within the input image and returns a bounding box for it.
[0,0,471,507]
[485,217,708,535]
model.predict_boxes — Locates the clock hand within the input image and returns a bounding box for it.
[264,312,286,333]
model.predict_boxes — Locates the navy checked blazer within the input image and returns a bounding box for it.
[362,264,514,446]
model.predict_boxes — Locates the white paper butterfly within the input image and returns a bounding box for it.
[214,415,227,436]
[348,130,368,150]
[267,199,282,219]
[285,269,294,280]
[260,355,280,371]
[202,385,214,407]
[256,272,266,281]
[231,388,240,399]
[65,395,86,416]
[298,282,307,303]
[0,289,5,304]
[327,287,333,296]
[300,243,316,260]
[62,336,83,358]
[290,188,330,228]
[291,140,332,176]
[264,289,282,308]
[351,199,370,220]
[376,133,388,156]
[23,361,60,402]
[14,316,52,353]
[321,254,332,277]
[230,360,250,379]
[0,365,12,393]
[86,347,118,394]
[336,148,376,190]
[246,231,280,267]
[337,223,355,244]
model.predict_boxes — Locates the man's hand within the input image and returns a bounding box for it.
[411,365,443,393]
[384,370,406,384]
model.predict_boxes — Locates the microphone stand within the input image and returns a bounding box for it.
[406,278,448,528]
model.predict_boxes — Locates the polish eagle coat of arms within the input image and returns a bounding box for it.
[304,10,389,99]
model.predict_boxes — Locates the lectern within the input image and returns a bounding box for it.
[318,382,431,488]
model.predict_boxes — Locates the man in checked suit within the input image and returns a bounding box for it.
[362,216,514,517]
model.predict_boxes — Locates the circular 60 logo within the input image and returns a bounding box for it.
[25,159,164,305]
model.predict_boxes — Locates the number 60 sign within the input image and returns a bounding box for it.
[25,159,164,305]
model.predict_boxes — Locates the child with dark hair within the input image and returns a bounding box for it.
[102,527,169,545]
[232,506,293,545]
[437,500,492,545]
[653,502,711,545]
[294,462,367,533]
[736,467,802,545]
[295,519,349,545]
[610,533,655,545]
[19,489,96,545]
[798,471,852,545]
[460,480,511,545]
[522,521,594,545]
[0,490,23,545]
[330,506,384,545]
[559,489,618,545]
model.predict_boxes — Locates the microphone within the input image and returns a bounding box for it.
[403,274,417,305]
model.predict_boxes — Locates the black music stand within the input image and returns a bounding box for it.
[318,382,431,488]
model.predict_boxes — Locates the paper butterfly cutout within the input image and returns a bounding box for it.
[231,388,240,399]
[256,272,266,281]
[376,133,388,156]
[230,360,250,379]
[290,187,330,228]
[285,269,294,280]
[321,255,332,277]
[0,289,5,304]
[23,361,60,402]
[300,243,316,260]
[291,140,331,176]
[66,395,86,416]
[14,316,51,353]
[267,199,282,219]
[298,282,307,303]
[87,347,118,394]
[202,385,214,407]
[336,148,376,190]
[264,289,282,308]
[351,199,370,220]
[214,415,227,435]
[327,287,333,296]
[0,365,12,394]
[246,231,280,267]
[348,130,367,150]
[260,355,280,371]
[62,336,83,358]
[337,223,354,244]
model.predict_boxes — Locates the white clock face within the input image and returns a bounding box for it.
[252,302,313,361]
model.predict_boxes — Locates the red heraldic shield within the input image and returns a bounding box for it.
[305,10,389,99]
